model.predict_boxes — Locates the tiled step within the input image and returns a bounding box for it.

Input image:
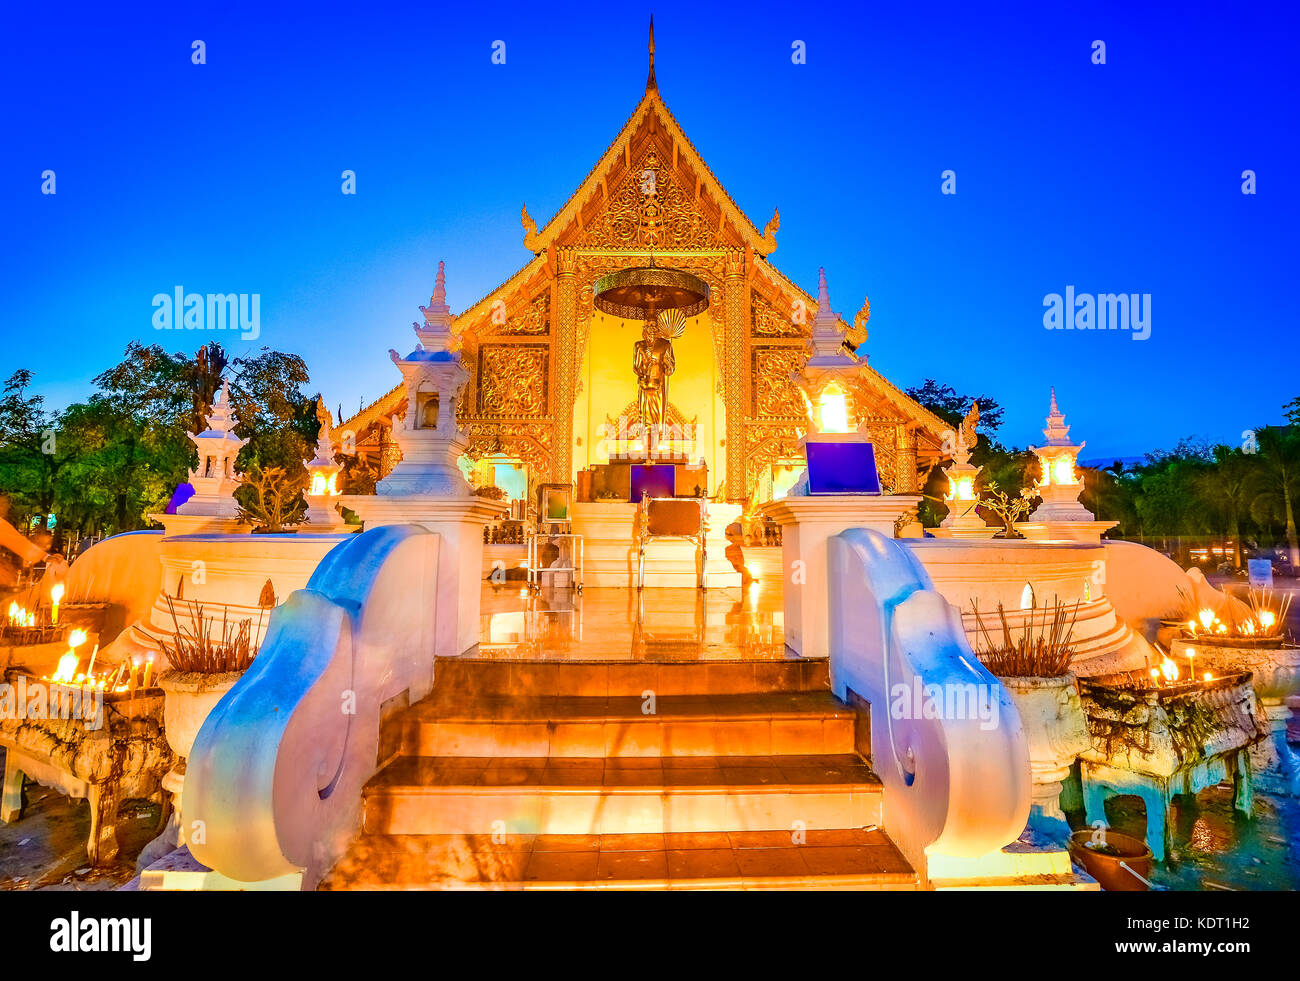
[434,656,828,697]
[362,754,883,836]
[319,828,916,890]
[400,692,858,758]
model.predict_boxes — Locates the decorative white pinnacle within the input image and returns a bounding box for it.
[414,260,455,357]
[807,267,853,365]
[305,399,337,471]
[1041,386,1074,446]
[203,380,238,435]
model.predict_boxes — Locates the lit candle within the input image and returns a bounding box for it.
[50,583,65,624]
[142,654,154,690]
[128,657,141,692]
[53,649,78,684]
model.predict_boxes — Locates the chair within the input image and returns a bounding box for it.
[635,493,707,590]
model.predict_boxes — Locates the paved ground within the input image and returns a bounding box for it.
[0,747,159,891]
[1066,784,1300,890]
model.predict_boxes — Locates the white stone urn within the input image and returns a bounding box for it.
[999,672,1091,840]
[158,670,245,846]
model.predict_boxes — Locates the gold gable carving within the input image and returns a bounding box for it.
[751,293,804,338]
[576,142,714,249]
[491,293,550,336]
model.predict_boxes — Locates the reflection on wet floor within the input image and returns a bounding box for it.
[1067,784,1300,890]
[478,584,787,661]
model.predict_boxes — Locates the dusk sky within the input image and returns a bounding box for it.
[3,1,1296,459]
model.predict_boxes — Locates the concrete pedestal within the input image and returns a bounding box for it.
[341,495,507,657]
[1016,520,1118,544]
[304,497,351,533]
[756,495,920,659]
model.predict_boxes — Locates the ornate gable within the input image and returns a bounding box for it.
[523,82,777,257]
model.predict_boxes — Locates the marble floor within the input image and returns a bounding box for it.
[477,582,786,662]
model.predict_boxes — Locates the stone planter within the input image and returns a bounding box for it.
[1000,672,1091,840]
[1171,638,1300,796]
[157,670,244,846]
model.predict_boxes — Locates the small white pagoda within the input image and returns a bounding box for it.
[932,402,998,539]
[341,261,507,658]
[375,260,473,497]
[1016,388,1117,543]
[792,268,866,440]
[303,398,349,531]
[168,380,250,532]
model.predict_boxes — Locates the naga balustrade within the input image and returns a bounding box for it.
[827,528,1031,863]
[185,524,439,887]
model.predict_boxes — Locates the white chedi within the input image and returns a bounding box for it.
[178,380,247,518]
[378,260,473,497]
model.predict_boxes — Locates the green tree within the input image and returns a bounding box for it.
[1248,426,1300,568]
[0,369,62,530]
[906,379,1006,438]
[1191,445,1254,568]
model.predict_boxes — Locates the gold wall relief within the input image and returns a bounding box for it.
[476,345,550,417]
[743,423,805,500]
[751,347,808,420]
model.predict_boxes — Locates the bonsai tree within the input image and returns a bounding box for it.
[236,464,307,533]
[978,480,1038,538]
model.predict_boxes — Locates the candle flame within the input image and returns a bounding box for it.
[52,651,78,684]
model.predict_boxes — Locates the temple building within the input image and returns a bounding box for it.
[338,25,949,511]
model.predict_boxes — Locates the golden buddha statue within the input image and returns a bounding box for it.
[633,319,676,427]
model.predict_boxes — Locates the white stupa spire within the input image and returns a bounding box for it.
[413,260,454,355]
[807,267,853,365]
[1041,386,1073,446]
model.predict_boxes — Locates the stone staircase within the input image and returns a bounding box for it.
[320,654,919,890]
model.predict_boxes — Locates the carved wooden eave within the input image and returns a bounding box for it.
[338,384,403,444]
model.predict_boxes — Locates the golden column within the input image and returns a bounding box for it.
[553,247,579,482]
[895,422,918,493]
[723,249,749,500]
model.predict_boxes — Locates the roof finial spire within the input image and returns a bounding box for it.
[646,16,657,93]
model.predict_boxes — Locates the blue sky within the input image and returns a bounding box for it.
[2,1,1296,458]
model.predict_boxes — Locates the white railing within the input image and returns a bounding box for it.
[828,528,1030,858]
[185,524,439,886]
